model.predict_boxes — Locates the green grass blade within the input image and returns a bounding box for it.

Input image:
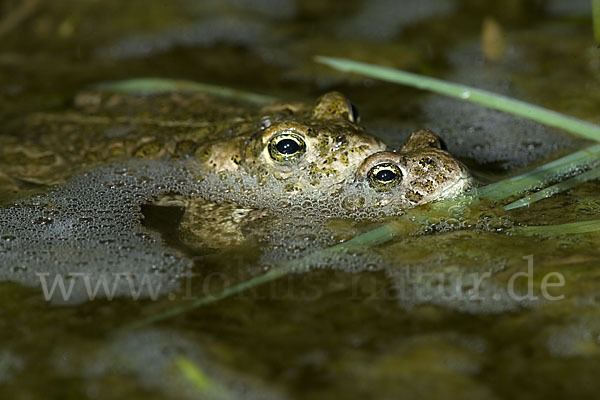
[315,55,600,142]
[512,219,600,236]
[133,186,599,325]
[132,56,600,325]
[175,357,234,399]
[94,78,277,105]
[504,164,600,210]
[594,0,600,45]
[175,357,214,391]
[475,144,600,201]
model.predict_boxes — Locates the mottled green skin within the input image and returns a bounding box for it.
[0,91,385,193]
[196,91,386,186]
[0,90,388,248]
[178,92,392,250]
[1,90,472,250]
[182,130,472,250]
[0,90,256,190]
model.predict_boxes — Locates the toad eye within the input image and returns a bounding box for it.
[368,163,402,187]
[268,133,306,161]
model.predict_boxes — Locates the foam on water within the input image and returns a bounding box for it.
[99,0,296,59]
[0,156,402,304]
[548,0,591,17]
[422,42,580,169]
[386,261,538,314]
[189,162,403,273]
[0,153,531,313]
[193,165,528,316]
[337,0,456,41]
[100,17,267,59]
[0,160,198,304]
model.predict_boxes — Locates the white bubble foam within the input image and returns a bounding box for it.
[421,42,581,170]
[0,160,198,304]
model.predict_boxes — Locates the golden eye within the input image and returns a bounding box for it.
[368,163,402,188]
[268,133,306,161]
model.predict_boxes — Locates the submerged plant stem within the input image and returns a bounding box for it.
[594,0,600,45]
[476,144,600,201]
[175,357,234,399]
[134,220,416,326]
[0,0,39,39]
[175,357,214,391]
[315,56,600,142]
[136,57,600,325]
[95,78,277,105]
[512,219,600,236]
[134,267,289,327]
[504,164,600,210]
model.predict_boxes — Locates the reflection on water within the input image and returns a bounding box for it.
[0,0,599,399]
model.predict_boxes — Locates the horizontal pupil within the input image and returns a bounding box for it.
[276,139,300,154]
[375,169,396,182]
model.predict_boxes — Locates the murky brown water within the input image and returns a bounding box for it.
[1,1,600,399]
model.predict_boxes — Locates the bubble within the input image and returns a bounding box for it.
[419,41,582,170]
[0,148,472,310]
[0,160,196,304]
[342,194,366,212]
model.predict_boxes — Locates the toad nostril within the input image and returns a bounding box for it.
[259,116,272,129]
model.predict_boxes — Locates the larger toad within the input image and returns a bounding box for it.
[0,91,385,195]
[194,91,385,189]
[0,89,389,250]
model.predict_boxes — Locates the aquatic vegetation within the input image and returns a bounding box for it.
[504,164,600,210]
[315,56,600,143]
[96,78,276,105]
[594,0,600,44]
[2,2,600,398]
[417,40,579,170]
[135,58,600,323]
[313,56,600,212]
[476,144,600,201]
